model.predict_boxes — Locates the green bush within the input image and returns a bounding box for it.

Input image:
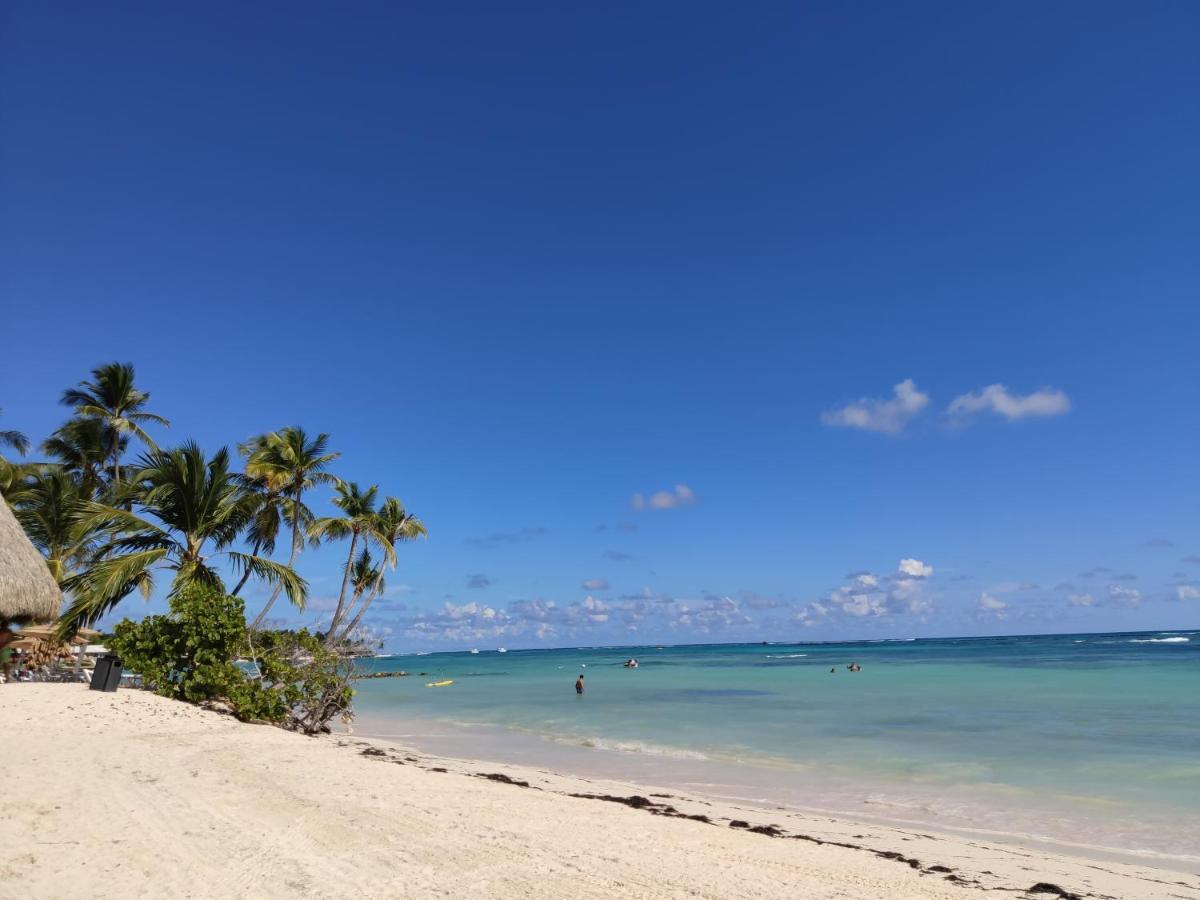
[110,584,355,734]
[111,583,247,705]
[243,629,356,734]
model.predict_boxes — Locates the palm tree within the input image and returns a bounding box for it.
[41,417,115,501]
[333,497,426,643]
[0,407,31,493]
[8,469,102,584]
[309,482,396,638]
[240,427,340,629]
[334,547,383,637]
[227,474,284,597]
[61,363,169,486]
[56,442,306,637]
[0,407,29,457]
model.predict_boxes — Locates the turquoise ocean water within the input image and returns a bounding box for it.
[351,631,1200,862]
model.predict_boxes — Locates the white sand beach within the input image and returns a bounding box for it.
[2,685,1195,900]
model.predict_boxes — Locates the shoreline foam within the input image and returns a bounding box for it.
[350,711,1200,871]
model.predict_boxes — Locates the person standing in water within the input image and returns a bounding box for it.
[575,674,585,695]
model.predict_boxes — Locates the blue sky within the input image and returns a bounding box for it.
[2,2,1198,649]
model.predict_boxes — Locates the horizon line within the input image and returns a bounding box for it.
[379,625,1197,656]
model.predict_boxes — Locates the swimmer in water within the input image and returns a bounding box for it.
[575,674,585,695]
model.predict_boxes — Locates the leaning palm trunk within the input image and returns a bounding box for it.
[230,567,253,597]
[334,575,385,644]
[250,515,300,630]
[230,539,262,596]
[332,585,370,644]
[324,531,359,637]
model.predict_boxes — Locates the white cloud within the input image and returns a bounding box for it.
[898,558,933,578]
[794,602,829,627]
[890,577,934,614]
[632,484,697,511]
[442,601,493,620]
[1107,583,1142,606]
[1068,592,1097,607]
[672,594,752,632]
[399,599,518,644]
[841,593,886,617]
[817,559,936,620]
[977,592,1007,617]
[821,379,929,434]
[947,384,1070,422]
[1175,585,1200,601]
[509,598,558,623]
[581,578,609,591]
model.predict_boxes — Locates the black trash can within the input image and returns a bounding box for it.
[89,654,123,692]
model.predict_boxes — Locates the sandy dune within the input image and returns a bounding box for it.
[1,686,1195,899]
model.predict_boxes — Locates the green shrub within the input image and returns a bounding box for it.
[243,629,356,735]
[111,583,248,705]
[110,584,355,734]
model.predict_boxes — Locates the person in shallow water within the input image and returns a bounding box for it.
[847,662,862,672]
[575,674,584,694]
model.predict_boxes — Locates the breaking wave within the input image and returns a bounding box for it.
[566,736,709,760]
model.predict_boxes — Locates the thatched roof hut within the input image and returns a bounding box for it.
[0,494,61,626]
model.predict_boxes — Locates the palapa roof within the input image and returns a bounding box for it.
[14,623,69,639]
[11,625,87,646]
[0,494,61,625]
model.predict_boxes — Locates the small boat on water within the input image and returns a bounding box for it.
[470,648,480,654]
[425,680,454,688]
[497,647,507,653]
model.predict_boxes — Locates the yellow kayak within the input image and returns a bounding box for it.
[425,680,454,687]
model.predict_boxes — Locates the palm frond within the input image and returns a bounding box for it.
[71,403,116,420]
[308,517,352,541]
[57,549,165,637]
[0,429,30,455]
[227,552,308,611]
[243,501,282,557]
[100,532,177,554]
[366,529,398,567]
[60,388,97,408]
[174,559,224,591]
[119,418,160,450]
[74,501,169,542]
[129,411,171,428]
